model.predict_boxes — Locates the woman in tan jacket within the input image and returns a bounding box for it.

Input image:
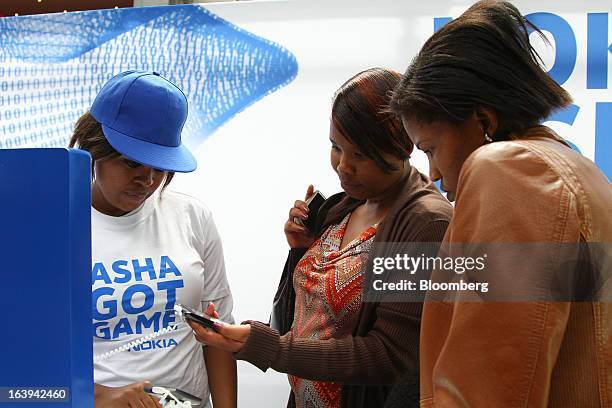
[389,1,612,407]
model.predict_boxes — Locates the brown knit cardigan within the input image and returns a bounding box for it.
[235,166,453,408]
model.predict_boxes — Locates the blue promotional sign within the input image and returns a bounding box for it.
[0,149,92,407]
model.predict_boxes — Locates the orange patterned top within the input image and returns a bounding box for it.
[289,213,378,408]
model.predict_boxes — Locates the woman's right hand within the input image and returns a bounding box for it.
[94,382,162,408]
[284,185,316,249]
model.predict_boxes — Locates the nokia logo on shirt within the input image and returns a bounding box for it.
[129,338,178,352]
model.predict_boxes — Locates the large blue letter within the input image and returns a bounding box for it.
[526,13,577,86]
[92,287,117,320]
[159,255,181,278]
[122,284,155,314]
[112,259,131,284]
[587,13,611,89]
[92,262,111,285]
[595,103,612,181]
[157,279,185,311]
[132,257,157,281]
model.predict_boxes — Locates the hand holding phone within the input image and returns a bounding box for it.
[293,190,326,231]
[285,185,326,249]
[175,304,222,331]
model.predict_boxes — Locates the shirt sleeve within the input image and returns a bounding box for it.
[235,299,422,386]
[196,207,233,320]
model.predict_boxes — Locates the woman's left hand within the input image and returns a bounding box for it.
[188,302,251,353]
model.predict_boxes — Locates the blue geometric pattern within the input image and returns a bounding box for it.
[0,5,298,149]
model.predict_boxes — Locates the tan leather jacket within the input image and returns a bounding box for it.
[420,126,612,407]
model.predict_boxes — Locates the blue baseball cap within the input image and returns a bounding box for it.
[90,70,197,173]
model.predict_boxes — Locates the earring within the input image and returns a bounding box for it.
[484,132,493,143]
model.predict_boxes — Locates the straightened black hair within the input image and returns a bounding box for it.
[390,0,572,141]
[332,67,413,173]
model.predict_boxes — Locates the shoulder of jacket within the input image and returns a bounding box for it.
[461,139,560,182]
[468,139,543,163]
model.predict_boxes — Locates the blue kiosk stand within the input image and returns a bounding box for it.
[0,149,93,407]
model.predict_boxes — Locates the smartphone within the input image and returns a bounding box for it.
[294,190,326,231]
[176,304,220,331]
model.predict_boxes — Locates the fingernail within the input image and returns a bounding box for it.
[213,322,222,331]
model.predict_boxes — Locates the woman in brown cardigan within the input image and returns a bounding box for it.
[189,68,453,408]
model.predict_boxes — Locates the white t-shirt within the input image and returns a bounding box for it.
[91,189,233,406]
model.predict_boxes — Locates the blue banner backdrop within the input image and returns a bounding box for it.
[0,5,298,150]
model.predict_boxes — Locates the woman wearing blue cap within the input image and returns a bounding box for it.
[69,70,236,408]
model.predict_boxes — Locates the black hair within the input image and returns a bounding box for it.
[390,0,572,141]
[332,67,413,173]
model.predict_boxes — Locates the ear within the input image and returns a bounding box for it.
[475,107,498,137]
